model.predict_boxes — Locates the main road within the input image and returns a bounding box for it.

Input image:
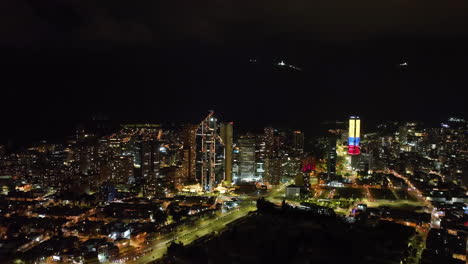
[121,181,290,264]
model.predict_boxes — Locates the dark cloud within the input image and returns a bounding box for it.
[77,14,154,45]
[0,0,467,146]
[0,0,156,47]
[0,0,51,46]
[1,0,467,48]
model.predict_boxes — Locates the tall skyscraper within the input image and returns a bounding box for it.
[348,116,361,155]
[181,124,197,183]
[264,157,282,185]
[327,136,337,179]
[110,155,134,185]
[196,112,223,191]
[292,131,304,155]
[238,136,256,181]
[264,127,275,158]
[141,140,160,197]
[220,122,233,184]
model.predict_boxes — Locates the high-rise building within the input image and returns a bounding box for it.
[351,153,370,175]
[264,157,282,185]
[181,124,197,183]
[238,136,256,182]
[264,127,275,158]
[220,122,233,184]
[282,157,302,177]
[254,135,267,179]
[274,132,287,156]
[327,136,337,179]
[110,155,134,184]
[348,116,361,155]
[196,112,224,191]
[141,140,160,197]
[292,131,304,155]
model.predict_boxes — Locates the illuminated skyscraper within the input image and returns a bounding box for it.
[238,136,256,181]
[348,116,361,155]
[181,124,197,183]
[196,112,225,191]
[264,157,282,185]
[141,140,160,197]
[110,155,134,185]
[327,136,337,179]
[264,127,275,158]
[292,131,304,155]
[220,122,233,184]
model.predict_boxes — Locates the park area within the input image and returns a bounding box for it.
[302,186,426,214]
[334,187,365,199]
[369,188,397,200]
[311,187,420,203]
[314,187,365,200]
[395,189,419,201]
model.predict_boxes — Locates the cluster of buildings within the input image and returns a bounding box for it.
[0,185,220,263]
[320,117,468,186]
[320,116,468,264]
[0,112,311,263]
[2,112,467,263]
[0,112,308,197]
[233,127,305,185]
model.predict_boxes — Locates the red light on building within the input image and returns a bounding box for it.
[348,145,361,155]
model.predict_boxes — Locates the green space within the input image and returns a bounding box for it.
[365,200,425,211]
[369,188,397,200]
[301,197,355,213]
[334,187,365,199]
[395,189,419,202]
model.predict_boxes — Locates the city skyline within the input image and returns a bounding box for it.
[1,110,466,150]
[1,113,466,263]
[1,0,467,262]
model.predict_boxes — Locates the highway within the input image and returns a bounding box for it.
[128,203,256,264]
[115,182,290,264]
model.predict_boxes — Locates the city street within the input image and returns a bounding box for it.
[117,182,290,264]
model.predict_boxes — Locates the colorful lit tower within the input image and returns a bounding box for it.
[348,116,361,155]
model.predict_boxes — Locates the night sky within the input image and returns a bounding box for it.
[1,0,467,146]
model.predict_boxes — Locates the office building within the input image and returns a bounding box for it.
[220,122,234,184]
[141,140,160,197]
[264,157,282,185]
[348,116,361,155]
[181,124,197,183]
[238,136,256,182]
[292,131,304,155]
[327,136,337,179]
[264,127,275,158]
